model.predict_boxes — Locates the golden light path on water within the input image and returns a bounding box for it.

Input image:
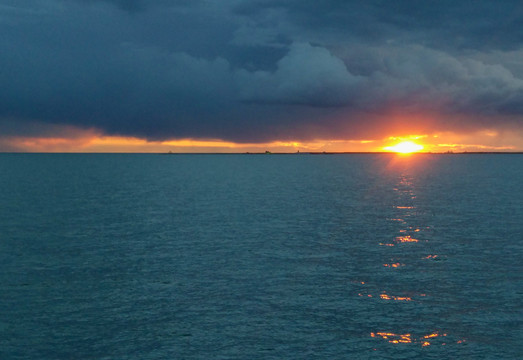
[358,154,467,348]
[370,331,462,347]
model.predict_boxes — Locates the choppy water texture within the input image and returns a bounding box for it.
[0,154,522,359]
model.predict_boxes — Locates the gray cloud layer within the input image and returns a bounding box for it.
[1,0,522,142]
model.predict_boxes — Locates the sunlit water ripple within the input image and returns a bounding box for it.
[0,153,521,359]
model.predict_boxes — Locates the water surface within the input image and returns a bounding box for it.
[0,154,521,359]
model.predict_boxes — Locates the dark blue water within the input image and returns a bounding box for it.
[0,154,521,359]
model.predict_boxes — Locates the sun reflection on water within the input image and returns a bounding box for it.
[379,242,395,247]
[356,289,426,301]
[370,331,466,347]
[379,235,421,246]
[365,170,464,348]
[383,262,404,268]
[379,293,412,301]
[362,167,469,350]
[394,235,419,243]
[380,173,426,247]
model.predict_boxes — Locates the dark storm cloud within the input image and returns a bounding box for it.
[234,0,523,51]
[236,42,364,107]
[74,0,198,13]
[0,0,522,143]
[78,0,146,12]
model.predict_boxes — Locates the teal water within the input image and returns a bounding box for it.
[0,154,521,359]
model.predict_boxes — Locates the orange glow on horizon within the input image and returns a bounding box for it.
[383,141,424,153]
[1,125,522,153]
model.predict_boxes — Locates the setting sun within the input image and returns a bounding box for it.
[383,141,424,154]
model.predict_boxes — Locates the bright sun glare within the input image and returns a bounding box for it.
[383,141,424,154]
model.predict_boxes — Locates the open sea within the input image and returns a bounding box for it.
[0,153,521,359]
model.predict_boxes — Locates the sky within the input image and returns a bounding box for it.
[1,0,523,152]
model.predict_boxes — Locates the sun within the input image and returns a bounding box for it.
[383,141,424,154]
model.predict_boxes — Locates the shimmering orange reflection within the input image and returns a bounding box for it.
[358,293,373,298]
[360,290,426,300]
[371,331,454,346]
[394,235,419,243]
[371,332,413,344]
[423,332,447,339]
[383,263,404,268]
[380,293,412,301]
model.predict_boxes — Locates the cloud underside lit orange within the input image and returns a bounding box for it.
[0,126,521,153]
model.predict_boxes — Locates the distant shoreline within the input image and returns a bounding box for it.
[160,152,523,155]
[2,151,522,155]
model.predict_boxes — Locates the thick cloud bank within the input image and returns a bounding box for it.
[236,43,363,107]
[1,0,522,142]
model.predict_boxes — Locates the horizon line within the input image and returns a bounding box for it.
[1,151,522,155]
